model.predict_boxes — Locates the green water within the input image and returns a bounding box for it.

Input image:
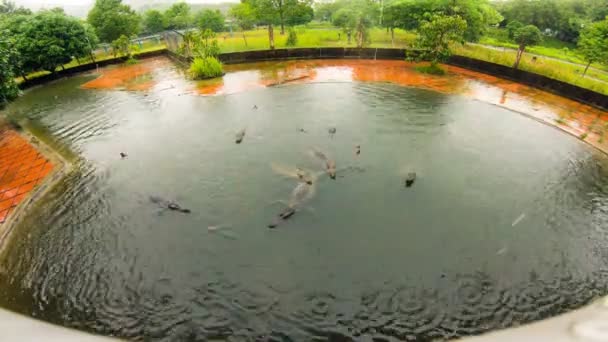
[1,60,608,341]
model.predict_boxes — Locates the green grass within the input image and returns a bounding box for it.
[218,26,416,52]
[453,44,608,95]
[480,27,608,72]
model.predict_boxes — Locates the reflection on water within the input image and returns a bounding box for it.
[1,57,608,341]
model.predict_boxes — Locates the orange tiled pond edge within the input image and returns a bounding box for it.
[0,128,70,251]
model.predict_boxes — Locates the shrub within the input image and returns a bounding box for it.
[189,57,224,80]
[415,63,447,75]
[125,57,139,65]
[286,28,298,47]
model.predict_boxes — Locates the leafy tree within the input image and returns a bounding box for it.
[284,0,314,27]
[143,10,165,34]
[80,23,100,63]
[332,8,357,44]
[383,0,500,42]
[577,19,608,76]
[512,24,542,69]
[331,0,377,47]
[314,1,340,21]
[111,34,132,58]
[246,0,279,49]
[246,0,313,44]
[285,27,298,46]
[446,0,502,42]
[0,34,19,108]
[497,0,591,43]
[410,14,467,67]
[0,0,31,15]
[7,11,95,73]
[506,20,524,39]
[163,2,193,30]
[229,2,255,46]
[195,9,225,33]
[87,0,140,43]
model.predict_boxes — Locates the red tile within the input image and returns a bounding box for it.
[11,193,26,206]
[0,209,8,223]
[0,198,12,211]
[17,182,36,195]
[1,188,18,201]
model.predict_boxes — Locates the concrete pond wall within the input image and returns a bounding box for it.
[18,47,608,111]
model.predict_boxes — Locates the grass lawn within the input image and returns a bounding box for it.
[480,27,608,72]
[218,26,416,52]
[453,44,608,95]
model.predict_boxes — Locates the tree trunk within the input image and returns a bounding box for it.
[268,24,275,50]
[21,72,28,82]
[242,31,248,47]
[357,29,363,48]
[391,27,395,47]
[347,32,352,45]
[76,57,81,65]
[280,21,285,35]
[583,61,591,77]
[513,45,525,69]
[89,51,96,63]
[61,65,66,71]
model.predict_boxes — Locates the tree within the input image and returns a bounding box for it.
[314,1,340,22]
[246,0,313,41]
[246,0,279,49]
[0,34,19,108]
[512,24,542,69]
[0,0,31,15]
[283,0,314,27]
[382,0,403,47]
[446,0,502,42]
[383,0,499,43]
[111,34,132,58]
[506,20,523,39]
[143,10,165,34]
[82,23,100,62]
[163,2,193,30]
[577,19,608,76]
[195,9,225,33]
[87,0,140,43]
[7,11,95,73]
[331,0,377,47]
[411,14,467,67]
[230,2,255,46]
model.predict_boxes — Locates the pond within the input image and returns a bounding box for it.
[1,57,608,341]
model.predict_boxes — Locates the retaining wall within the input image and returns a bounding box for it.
[18,49,167,90]
[17,47,608,110]
[215,48,608,110]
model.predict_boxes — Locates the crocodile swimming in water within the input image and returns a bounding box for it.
[310,148,336,179]
[149,196,191,214]
[235,128,246,144]
[271,162,314,185]
[268,181,316,228]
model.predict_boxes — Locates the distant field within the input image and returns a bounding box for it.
[480,27,608,72]
[453,44,608,95]
[218,27,416,52]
